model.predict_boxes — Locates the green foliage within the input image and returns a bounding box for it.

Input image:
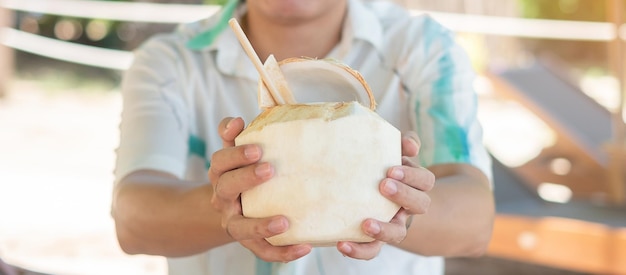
[518,0,540,18]
[518,0,607,22]
[515,0,621,73]
[204,0,229,5]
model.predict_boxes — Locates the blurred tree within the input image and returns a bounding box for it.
[122,0,204,49]
[120,0,230,49]
[519,0,606,21]
[204,0,229,4]
[517,0,616,73]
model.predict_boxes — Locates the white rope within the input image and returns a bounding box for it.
[415,11,616,41]
[1,0,219,23]
[0,27,133,70]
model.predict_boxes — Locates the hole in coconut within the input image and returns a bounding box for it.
[281,61,370,107]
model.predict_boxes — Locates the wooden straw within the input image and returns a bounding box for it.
[228,18,286,104]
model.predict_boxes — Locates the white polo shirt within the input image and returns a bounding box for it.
[115,0,492,274]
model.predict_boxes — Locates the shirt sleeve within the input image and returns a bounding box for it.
[398,15,493,183]
[114,35,190,184]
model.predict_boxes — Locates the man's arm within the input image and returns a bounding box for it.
[112,170,232,257]
[397,163,494,257]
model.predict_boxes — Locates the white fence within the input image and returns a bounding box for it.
[1,0,624,71]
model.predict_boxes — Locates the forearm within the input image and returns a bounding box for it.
[112,170,231,257]
[395,163,494,257]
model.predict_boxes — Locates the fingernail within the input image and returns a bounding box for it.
[245,145,260,160]
[406,134,419,146]
[390,168,404,180]
[255,163,272,178]
[268,218,287,233]
[339,243,352,255]
[225,119,233,129]
[367,221,381,235]
[383,180,397,195]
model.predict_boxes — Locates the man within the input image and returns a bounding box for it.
[111,0,494,274]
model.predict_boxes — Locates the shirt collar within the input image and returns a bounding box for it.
[338,0,384,58]
[193,4,258,80]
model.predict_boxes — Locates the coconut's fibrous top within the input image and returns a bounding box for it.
[242,101,384,134]
[258,58,376,110]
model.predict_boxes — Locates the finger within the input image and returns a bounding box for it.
[337,241,384,260]
[209,144,263,181]
[219,117,245,148]
[242,239,312,263]
[387,166,435,191]
[227,215,313,262]
[337,210,412,261]
[214,162,274,200]
[401,132,420,157]
[362,209,410,244]
[226,215,290,241]
[380,178,431,215]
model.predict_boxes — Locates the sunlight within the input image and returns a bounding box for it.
[537,182,573,203]
[579,74,620,112]
[477,95,557,167]
[549,158,572,176]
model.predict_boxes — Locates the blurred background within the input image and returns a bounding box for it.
[1,0,625,274]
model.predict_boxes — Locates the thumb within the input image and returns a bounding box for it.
[218,117,245,148]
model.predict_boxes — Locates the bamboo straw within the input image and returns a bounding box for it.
[228,18,286,105]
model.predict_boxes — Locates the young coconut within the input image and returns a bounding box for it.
[235,58,401,246]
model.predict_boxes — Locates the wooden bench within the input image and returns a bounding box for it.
[488,62,622,202]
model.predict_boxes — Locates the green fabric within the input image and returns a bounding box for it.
[255,258,273,275]
[429,50,470,163]
[188,135,210,168]
[186,0,239,50]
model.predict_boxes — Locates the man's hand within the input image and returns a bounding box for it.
[208,117,312,262]
[337,132,435,259]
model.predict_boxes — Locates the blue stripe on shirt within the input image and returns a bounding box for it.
[422,16,442,54]
[422,18,471,164]
[429,52,470,163]
[255,258,273,275]
[188,135,211,168]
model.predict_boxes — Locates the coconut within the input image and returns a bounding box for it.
[235,58,401,246]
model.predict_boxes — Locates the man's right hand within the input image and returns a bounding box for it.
[208,117,312,262]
